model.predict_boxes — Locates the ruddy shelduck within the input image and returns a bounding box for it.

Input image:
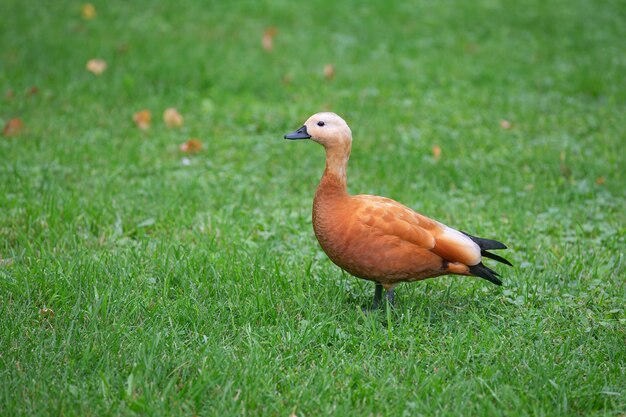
[284,112,511,308]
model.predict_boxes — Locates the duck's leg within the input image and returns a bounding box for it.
[371,282,383,309]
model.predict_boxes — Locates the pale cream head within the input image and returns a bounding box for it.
[303,112,352,148]
[285,112,352,150]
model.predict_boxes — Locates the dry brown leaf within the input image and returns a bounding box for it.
[500,119,512,129]
[82,3,96,20]
[282,73,294,85]
[163,108,184,128]
[86,58,107,75]
[39,307,55,318]
[432,145,441,161]
[262,27,278,51]
[595,176,605,185]
[27,86,39,96]
[3,118,23,136]
[465,43,478,53]
[324,64,335,80]
[133,110,152,130]
[179,138,202,153]
[559,151,571,179]
[5,89,15,100]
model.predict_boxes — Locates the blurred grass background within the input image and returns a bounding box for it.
[1,0,625,416]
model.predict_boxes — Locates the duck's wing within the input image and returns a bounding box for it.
[353,195,481,266]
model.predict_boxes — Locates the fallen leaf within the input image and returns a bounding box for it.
[39,307,55,318]
[559,151,572,180]
[86,58,107,75]
[82,3,96,20]
[323,64,335,80]
[5,89,15,100]
[27,86,39,96]
[163,108,184,128]
[559,165,572,180]
[432,145,441,161]
[282,73,294,85]
[179,138,202,153]
[3,118,23,136]
[500,119,512,129]
[262,27,278,51]
[133,110,151,130]
[595,176,605,185]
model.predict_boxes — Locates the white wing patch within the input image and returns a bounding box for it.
[439,225,482,265]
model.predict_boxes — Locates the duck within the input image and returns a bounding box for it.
[284,112,512,309]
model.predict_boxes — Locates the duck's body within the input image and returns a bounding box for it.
[285,112,511,307]
[313,188,479,285]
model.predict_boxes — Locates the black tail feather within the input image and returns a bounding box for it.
[460,231,511,285]
[461,230,512,266]
[469,262,502,286]
[481,250,513,266]
[461,231,507,250]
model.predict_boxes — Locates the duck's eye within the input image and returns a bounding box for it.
[317,121,325,127]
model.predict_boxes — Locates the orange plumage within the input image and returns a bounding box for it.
[285,112,511,308]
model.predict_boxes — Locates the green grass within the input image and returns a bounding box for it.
[1,0,625,415]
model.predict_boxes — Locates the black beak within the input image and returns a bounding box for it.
[284,125,311,140]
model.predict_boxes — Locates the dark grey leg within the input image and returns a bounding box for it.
[372,282,383,309]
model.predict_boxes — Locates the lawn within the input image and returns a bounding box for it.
[1,0,625,416]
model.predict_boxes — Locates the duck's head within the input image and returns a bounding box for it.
[284,112,352,149]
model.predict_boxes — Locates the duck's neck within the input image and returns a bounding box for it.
[316,144,350,199]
